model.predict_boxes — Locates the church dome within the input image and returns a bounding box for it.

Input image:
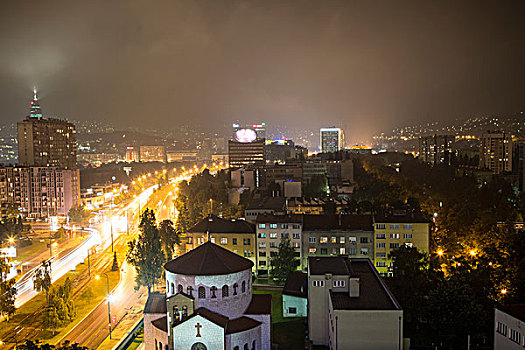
[164,241,253,276]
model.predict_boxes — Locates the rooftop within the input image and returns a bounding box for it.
[182,307,262,334]
[283,271,308,298]
[246,197,286,211]
[498,304,525,322]
[164,241,254,276]
[374,212,430,224]
[244,294,272,315]
[144,293,167,314]
[302,214,373,231]
[188,214,255,234]
[309,257,401,311]
[255,213,302,224]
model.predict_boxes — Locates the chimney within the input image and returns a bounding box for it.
[349,277,360,297]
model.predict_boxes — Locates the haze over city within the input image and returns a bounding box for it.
[1,0,524,144]
[2,2,525,350]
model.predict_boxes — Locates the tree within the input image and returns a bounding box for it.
[34,260,52,303]
[43,277,75,334]
[18,340,87,350]
[67,206,89,223]
[126,208,164,293]
[0,257,16,321]
[158,219,180,262]
[270,237,297,284]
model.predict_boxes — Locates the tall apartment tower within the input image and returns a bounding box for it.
[480,131,513,174]
[419,134,456,166]
[17,90,77,169]
[320,127,344,153]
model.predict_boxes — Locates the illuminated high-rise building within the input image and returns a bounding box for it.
[479,131,512,174]
[17,90,77,169]
[320,127,344,153]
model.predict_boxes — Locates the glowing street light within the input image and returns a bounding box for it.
[8,237,15,244]
[501,288,508,295]
[469,250,476,257]
[437,249,444,256]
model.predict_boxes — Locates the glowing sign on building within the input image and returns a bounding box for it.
[234,129,257,143]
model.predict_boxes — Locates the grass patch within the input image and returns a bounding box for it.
[48,266,120,344]
[0,261,119,345]
[127,326,144,350]
[16,240,48,261]
[253,288,306,348]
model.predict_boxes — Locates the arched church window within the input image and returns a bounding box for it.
[187,286,193,297]
[178,284,183,293]
[198,286,206,298]
[171,283,174,294]
[182,305,188,317]
[244,344,249,350]
[233,283,238,295]
[242,281,246,293]
[252,340,256,350]
[222,285,229,297]
[211,286,217,298]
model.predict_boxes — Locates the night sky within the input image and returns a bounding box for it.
[0,0,524,142]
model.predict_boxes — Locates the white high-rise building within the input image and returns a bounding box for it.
[320,127,344,153]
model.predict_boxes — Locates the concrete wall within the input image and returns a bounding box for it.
[329,304,403,350]
[247,314,271,350]
[283,294,307,317]
[495,309,525,349]
[227,325,261,350]
[165,269,253,319]
[144,313,168,350]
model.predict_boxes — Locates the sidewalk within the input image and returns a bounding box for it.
[97,292,148,350]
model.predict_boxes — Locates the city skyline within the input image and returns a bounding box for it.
[0,0,524,144]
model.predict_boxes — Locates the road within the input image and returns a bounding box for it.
[60,180,181,349]
[12,183,158,308]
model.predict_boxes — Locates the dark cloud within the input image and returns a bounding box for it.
[0,0,524,143]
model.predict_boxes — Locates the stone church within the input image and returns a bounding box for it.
[144,241,272,350]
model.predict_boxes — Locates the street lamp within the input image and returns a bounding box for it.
[437,249,444,257]
[96,272,113,339]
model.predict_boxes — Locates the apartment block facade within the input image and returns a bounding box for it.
[373,213,431,276]
[255,214,302,276]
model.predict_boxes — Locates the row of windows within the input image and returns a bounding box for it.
[205,237,251,245]
[232,341,257,350]
[169,281,249,298]
[308,236,369,244]
[309,247,368,255]
[311,280,346,288]
[258,232,301,239]
[376,224,414,230]
[376,243,400,249]
[497,321,523,344]
[258,223,301,229]
[376,233,413,239]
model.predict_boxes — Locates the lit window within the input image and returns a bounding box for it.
[320,237,328,243]
[220,237,228,245]
[376,233,386,239]
[270,233,277,239]
[390,224,400,230]
[309,237,316,243]
[309,248,317,254]
[376,243,386,249]
[333,280,345,287]
[390,233,400,239]
[403,224,413,230]
[312,280,324,287]
[339,237,345,244]
[258,233,266,238]
[403,233,413,239]
[258,224,266,229]
[270,224,277,229]
[331,237,337,243]
[376,223,386,229]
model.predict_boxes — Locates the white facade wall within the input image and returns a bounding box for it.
[165,269,252,319]
[495,309,525,349]
[144,313,168,350]
[172,315,225,350]
[248,314,271,350]
[328,298,403,350]
[283,294,307,317]
[228,325,261,350]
